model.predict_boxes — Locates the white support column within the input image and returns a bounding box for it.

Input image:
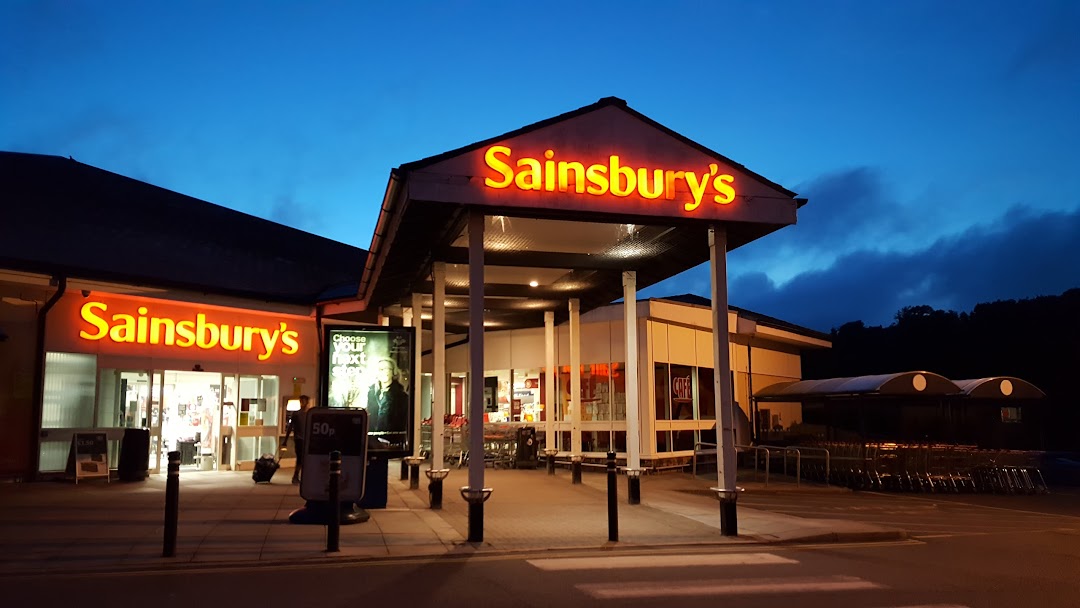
[544,311,556,451]
[709,226,739,534]
[410,292,423,457]
[467,212,486,493]
[431,263,447,472]
[569,298,582,455]
[623,271,640,470]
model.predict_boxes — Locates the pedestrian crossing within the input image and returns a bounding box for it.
[526,552,972,606]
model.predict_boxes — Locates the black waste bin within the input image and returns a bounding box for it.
[515,426,539,469]
[118,428,150,481]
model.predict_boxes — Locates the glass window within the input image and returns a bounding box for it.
[697,367,715,419]
[655,431,670,453]
[673,429,696,451]
[42,352,97,428]
[611,363,626,421]
[612,431,627,452]
[670,364,694,421]
[582,363,611,421]
[654,363,670,420]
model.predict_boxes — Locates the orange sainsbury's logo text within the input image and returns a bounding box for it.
[483,145,736,212]
[79,301,299,361]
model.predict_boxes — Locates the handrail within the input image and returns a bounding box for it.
[693,442,775,485]
[789,445,831,487]
[735,444,772,486]
[692,442,716,477]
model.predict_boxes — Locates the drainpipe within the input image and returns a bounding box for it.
[31,276,66,480]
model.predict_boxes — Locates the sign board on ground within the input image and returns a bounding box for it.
[67,432,110,483]
[300,408,368,502]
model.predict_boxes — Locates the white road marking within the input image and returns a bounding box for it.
[577,575,883,599]
[527,552,797,571]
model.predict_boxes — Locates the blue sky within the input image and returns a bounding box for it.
[3,1,1078,332]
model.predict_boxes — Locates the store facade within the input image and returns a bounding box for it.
[35,291,319,474]
[428,297,827,466]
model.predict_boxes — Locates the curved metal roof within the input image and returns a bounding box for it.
[953,377,1045,400]
[755,371,960,402]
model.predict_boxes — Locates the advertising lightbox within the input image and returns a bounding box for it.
[322,326,414,457]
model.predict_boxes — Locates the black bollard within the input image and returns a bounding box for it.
[627,471,641,505]
[327,450,341,552]
[606,451,618,542]
[410,462,421,490]
[468,501,483,542]
[720,496,738,536]
[400,458,409,481]
[162,450,180,557]
[571,456,582,484]
[547,454,556,475]
[429,478,443,509]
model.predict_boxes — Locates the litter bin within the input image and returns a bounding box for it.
[118,428,150,481]
[515,426,539,469]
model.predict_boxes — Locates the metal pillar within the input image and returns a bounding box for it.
[544,310,556,454]
[708,226,739,536]
[622,271,642,501]
[569,298,581,455]
[432,262,446,472]
[411,292,424,459]
[465,211,490,542]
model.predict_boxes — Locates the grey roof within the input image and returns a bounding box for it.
[953,377,1046,400]
[1,152,367,304]
[755,371,960,401]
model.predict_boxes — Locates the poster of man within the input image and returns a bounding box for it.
[323,326,414,456]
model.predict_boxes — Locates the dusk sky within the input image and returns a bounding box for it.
[3,1,1078,332]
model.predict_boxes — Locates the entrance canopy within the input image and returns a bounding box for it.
[341,97,805,330]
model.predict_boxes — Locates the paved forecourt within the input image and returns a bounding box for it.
[0,464,902,576]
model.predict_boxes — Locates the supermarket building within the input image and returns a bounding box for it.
[0,97,827,484]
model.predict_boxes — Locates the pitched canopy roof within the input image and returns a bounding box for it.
[358,97,805,331]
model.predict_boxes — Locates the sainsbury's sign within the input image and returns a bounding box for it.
[78,301,300,361]
[483,145,736,212]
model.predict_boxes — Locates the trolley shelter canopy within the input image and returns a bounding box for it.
[755,371,1046,402]
[351,97,805,330]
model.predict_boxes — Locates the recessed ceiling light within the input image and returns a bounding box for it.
[529,280,539,287]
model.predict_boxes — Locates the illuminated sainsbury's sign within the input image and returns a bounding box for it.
[483,145,736,212]
[78,301,300,361]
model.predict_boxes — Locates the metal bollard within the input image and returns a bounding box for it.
[426,468,449,510]
[409,462,421,490]
[606,451,618,542]
[327,450,341,552]
[626,468,642,505]
[571,455,582,485]
[713,487,740,537]
[400,458,409,481]
[544,448,558,476]
[162,450,180,557]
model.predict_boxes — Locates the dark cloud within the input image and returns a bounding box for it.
[644,204,1080,333]
[725,166,939,273]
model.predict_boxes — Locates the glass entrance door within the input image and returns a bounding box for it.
[161,371,223,471]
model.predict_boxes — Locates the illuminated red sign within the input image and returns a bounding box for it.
[483,145,736,212]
